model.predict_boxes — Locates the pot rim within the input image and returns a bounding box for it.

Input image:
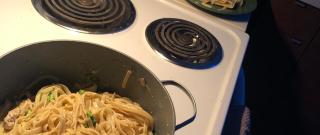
[0,40,177,134]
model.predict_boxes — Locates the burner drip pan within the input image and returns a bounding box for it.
[146,18,223,69]
[32,0,136,34]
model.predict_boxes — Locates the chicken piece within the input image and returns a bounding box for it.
[3,99,32,131]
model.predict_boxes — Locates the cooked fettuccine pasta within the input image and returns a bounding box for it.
[0,84,153,135]
[202,0,244,9]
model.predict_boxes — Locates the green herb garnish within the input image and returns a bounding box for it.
[86,111,93,117]
[86,111,96,127]
[47,92,55,102]
[78,89,86,95]
[24,109,31,116]
[83,123,89,128]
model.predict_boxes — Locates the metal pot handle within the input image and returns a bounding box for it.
[161,80,197,130]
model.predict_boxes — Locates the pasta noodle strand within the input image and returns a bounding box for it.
[0,84,154,135]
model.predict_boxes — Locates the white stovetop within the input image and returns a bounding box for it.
[0,0,249,134]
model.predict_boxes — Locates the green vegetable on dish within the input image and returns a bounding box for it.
[47,92,55,102]
[78,89,86,95]
[86,111,96,127]
[24,109,31,116]
[83,123,89,128]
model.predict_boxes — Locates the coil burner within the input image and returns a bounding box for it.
[146,18,223,69]
[32,0,136,34]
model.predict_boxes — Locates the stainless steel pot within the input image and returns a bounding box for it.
[0,41,196,135]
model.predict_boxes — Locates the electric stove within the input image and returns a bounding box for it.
[0,0,249,134]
